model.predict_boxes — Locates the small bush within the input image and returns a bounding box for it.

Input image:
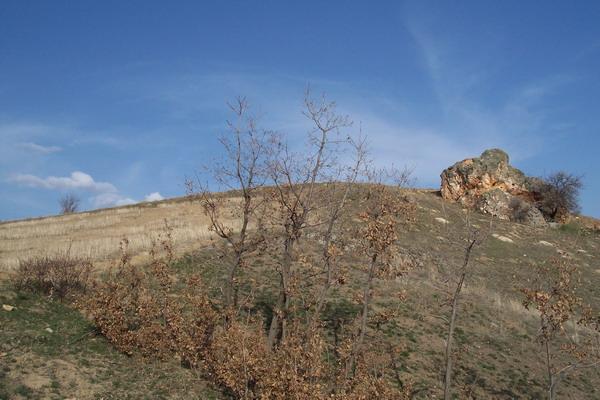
[83,238,187,358]
[12,253,93,300]
[508,197,531,223]
[558,221,582,235]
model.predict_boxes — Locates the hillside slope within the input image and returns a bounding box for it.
[1,189,599,399]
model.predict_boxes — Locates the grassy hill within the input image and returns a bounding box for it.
[1,189,599,399]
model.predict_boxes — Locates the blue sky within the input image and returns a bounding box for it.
[1,1,599,220]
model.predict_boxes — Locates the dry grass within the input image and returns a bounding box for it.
[0,197,246,275]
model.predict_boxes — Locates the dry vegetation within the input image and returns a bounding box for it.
[0,196,223,276]
[1,93,599,399]
[11,252,93,301]
[1,187,599,399]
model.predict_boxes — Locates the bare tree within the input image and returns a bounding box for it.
[265,89,355,349]
[443,213,488,400]
[307,136,367,327]
[344,169,417,383]
[521,258,600,400]
[86,91,427,399]
[187,97,270,310]
[59,194,80,214]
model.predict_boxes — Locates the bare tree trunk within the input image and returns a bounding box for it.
[224,251,242,308]
[225,198,251,309]
[309,213,339,326]
[267,236,294,349]
[443,239,476,400]
[545,339,556,400]
[267,272,285,349]
[345,252,377,380]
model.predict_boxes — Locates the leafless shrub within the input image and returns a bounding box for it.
[441,212,490,400]
[59,193,80,214]
[12,252,93,300]
[532,172,583,221]
[521,258,600,400]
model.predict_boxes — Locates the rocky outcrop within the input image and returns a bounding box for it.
[441,149,527,203]
[440,149,545,225]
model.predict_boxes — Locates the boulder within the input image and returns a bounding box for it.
[476,188,512,220]
[440,149,545,225]
[523,206,547,227]
[441,149,529,204]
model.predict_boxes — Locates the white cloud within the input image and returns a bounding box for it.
[9,171,117,193]
[7,170,147,209]
[18,142,62,154]
[91,192,137,208]
[144,192,164,202]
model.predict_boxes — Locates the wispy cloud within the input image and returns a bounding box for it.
[401,10,573,164]
[18,142,62,154]
[0,120,126,157]
[0,121,55,138]
[134,65,569,186]
[70,135,125,149]
[340,110,475,186]
[91,191,165,207]
[0,122,66,168]
[138,71,473,186]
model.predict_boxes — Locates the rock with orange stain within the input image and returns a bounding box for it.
[440,149,545,225]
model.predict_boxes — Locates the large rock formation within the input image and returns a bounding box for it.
[440,149,546,225]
